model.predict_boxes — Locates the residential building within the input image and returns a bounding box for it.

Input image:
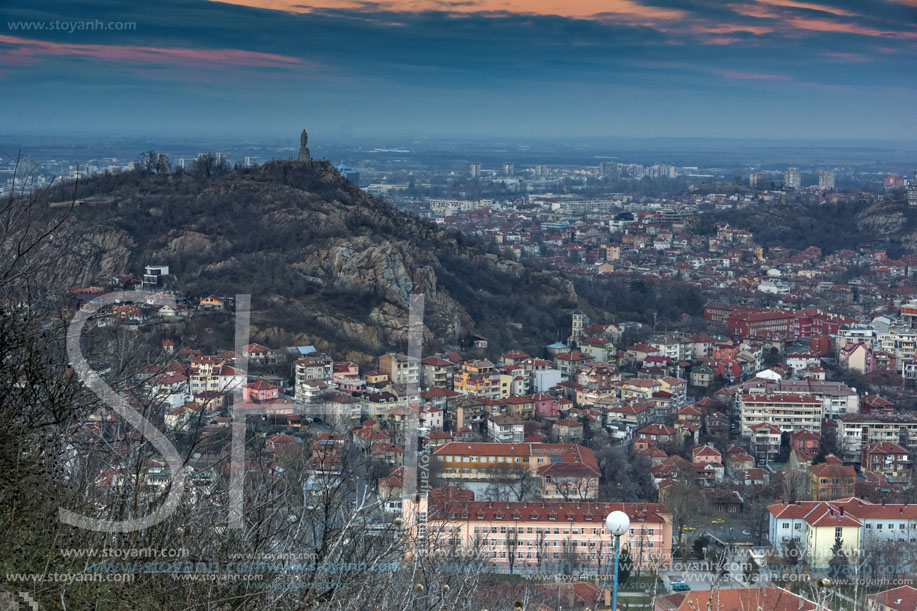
[636,424,677,447]
[838,414,917,463]
[769,498,917,568]
[790,430,821,457]
[379,353,420,386]
[739,393,822,436]
[554,419,584,442]
[420,356,454,388]
[737,378,859,418]
[654,587,816,611]
[808,459,855,501]
[749,422,782,464]
[241,342,279,365]
[432,442,599,500]
[454,359,502,399]
[861,441,910,484]
[487,413,525,443]
[867,586,917,611]
[404,488,672,572]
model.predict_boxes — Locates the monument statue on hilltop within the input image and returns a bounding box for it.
[298,129,311,161]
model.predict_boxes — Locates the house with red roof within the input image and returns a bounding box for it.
[654,587,816,611]
[867,585,917,611]
[242,378,280,404]
[420,356,455,388]
[861,441,910,484]
[241,342,279,365]
[790,430,820,455]
[808,458,855,501]
[692,444,722,466]
[405,489,672,572]
[553,418,584,442]
[769,497,917,568]
[637,424,677,446]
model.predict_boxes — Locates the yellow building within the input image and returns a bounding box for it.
[768,500,861,568]
[432,442,599,500]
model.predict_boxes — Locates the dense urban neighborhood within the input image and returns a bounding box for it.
[56,162,917,608]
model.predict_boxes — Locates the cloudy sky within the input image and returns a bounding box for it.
[1,0,915,140]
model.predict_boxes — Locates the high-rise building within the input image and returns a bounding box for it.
[599,161,618,178]
[535,164,547,177]
[885,174,906,191]
[469,163,481,178]
[503,164,514,176]
[818,170,835,190]
[908,170,917,206]
[749,170,765,188]
[784,168,801,189]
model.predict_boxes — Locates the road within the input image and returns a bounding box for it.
[661,555,749,594]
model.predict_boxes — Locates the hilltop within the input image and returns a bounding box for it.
[40,160,616,362]
[695,191,917,256]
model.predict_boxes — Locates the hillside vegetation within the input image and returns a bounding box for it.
[696,192,917,256]
[42,160,701,362]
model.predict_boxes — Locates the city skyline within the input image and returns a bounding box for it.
[2,0,915,140]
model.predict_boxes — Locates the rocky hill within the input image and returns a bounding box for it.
[696,191,917,256]
[41,160,611,363]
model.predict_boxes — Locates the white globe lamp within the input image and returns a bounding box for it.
[606,510,631,611]
[606,510,630,536]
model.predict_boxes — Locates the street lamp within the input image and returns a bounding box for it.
[606,510,631,611]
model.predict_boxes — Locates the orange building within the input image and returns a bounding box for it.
[808,458,855,501]
[454,359,502,399]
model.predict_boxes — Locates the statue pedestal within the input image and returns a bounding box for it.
[298,147,311,161]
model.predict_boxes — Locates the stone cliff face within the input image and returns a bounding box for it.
[856,199,917,248]
[43,161,593,361]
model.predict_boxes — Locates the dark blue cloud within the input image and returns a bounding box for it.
[1,0,914,139]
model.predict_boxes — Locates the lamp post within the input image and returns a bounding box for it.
[606,510,631,611]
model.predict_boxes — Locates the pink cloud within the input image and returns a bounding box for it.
[702,36,744,45]
[730,3,784,19]
[821,51,868,61]
[717,68,791,80]
[754,0,860,17]
[785,16,917,38]
[212,0,687,22]
[694,23,775,35]
[0,35,309,69]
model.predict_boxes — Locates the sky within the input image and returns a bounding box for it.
[1,0,915,141]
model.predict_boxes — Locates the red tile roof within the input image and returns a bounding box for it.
[867,585,917,611]
[656,587,816,611]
